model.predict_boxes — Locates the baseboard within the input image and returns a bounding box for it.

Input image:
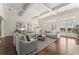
[0,36,13,39]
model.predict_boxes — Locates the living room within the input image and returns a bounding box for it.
[0,3,79,55]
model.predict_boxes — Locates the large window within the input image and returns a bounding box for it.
[67,20,76,33]
[60,20,67,32]
[60,19,76,33]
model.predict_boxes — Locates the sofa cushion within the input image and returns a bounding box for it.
[25,35,30,41]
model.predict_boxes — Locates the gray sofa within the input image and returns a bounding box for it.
[44,30,60,39]
[13,32,38,55]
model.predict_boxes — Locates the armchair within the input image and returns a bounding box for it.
[13,32,38,55]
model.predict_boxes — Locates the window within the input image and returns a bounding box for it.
[60,28,66,32]
[60,19,76,33]
[67,20,76,33]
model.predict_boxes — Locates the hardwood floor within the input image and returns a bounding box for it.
[37,37,79,55]
[0,36,17,55]
[0,36,79,55]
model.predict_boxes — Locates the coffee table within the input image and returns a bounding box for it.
[38,34,46,41]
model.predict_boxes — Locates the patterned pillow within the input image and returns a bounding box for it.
[25,35,30,41]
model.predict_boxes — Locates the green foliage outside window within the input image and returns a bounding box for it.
[60,28,66,32]
[68,28,76,33]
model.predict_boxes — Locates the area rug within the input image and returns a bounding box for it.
[30,37,57,55]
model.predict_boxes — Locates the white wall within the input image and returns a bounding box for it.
[4,15,21,36]
[3,4,22,37]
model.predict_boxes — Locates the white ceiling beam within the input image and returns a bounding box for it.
[33,3,58,19]
[54,3,78,13]
[33,3,77,19]
[42,3,57,15]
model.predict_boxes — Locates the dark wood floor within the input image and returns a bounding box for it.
[0,36,17,55]
[0,36,79,55]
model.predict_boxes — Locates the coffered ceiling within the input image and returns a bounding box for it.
[2,3,79,18]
